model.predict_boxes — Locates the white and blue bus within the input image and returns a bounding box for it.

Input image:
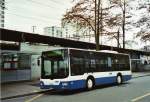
[40,48,132,90]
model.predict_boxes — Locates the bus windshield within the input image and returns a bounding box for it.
[41,49,69,79]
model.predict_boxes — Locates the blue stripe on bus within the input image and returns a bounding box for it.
[40,80,86,90]
[40,75,132,90]
[95,76,116,85]
[68,80,86,89]
[122,75,132,81]
[95,75,132,85]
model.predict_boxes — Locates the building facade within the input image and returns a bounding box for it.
[1,29,150,83]
[44,26,63,38]
[1,42,63,83]
[0,0,5,28]
[43,24,93,41]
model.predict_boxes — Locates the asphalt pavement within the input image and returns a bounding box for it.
[1,72,150,100]
[1,73,150,102]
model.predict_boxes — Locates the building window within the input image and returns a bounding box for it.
[1,54,18,69]
[1,53,31,70]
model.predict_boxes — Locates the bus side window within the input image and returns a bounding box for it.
[112,55,119,71]
[108,57,112,68]
[124,56,130,70]
[85,59,89,72]
[101,57,108,71]
[70,57,84,76]
[90,59,96,72]
[95,59,100,72]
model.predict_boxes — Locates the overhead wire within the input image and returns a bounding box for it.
[48,0,66,5]
[6,7,62,20]
[2,0,69,24]
[6,4,63,17]
[5,11,59,24]
[3,0,72,34]
[25,0,62,9]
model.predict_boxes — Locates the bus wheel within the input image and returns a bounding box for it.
[116,75,122,85]
[86,78,94,90]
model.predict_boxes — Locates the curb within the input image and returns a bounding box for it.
[132,74,150,78]
[1,89,52,100]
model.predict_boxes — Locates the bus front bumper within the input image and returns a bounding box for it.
[40,80,86,90]
[40,81,71,90]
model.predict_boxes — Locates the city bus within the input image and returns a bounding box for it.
[40,48,132,90]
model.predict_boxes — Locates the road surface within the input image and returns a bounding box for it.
[2,76,150,102]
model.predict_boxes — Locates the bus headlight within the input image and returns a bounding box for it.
[40,81,44,86]
[62,82,68,86]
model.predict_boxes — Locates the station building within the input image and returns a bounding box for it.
[1,28,150,83]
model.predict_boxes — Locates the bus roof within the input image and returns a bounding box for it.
[42,47,129,56]
[68,48,129,55]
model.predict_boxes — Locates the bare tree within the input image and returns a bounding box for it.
[109,0,133,49]
[133,0,150,42]
[62,0,120,50]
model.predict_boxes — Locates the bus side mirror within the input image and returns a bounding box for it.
[37,56,41,66]
[37,59,40,66]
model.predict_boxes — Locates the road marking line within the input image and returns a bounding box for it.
[131,92,150,102]
[33,90,38,92]
[25,94,43,102]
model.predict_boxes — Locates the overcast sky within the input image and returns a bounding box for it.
[4,0,150,49]
[5,0,73,33]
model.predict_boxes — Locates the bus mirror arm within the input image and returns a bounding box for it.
[37,56,41,66]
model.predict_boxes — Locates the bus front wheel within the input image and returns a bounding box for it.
[86,78,94,90]
[116,75,122,85]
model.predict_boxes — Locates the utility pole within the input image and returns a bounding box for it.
[95,0,101,51]
[117,29,120,48]
[100,1,103,45]
[97,0,101,50]
[95,0,97,50]
[122,0,126,49]
[32,26,36,33]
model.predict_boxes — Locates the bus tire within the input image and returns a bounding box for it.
[116,75,122,85]
[86,78,94,90]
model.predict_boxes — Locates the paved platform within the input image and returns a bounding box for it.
[132,72,150,78]
[1,72,150,100]
[0,80,51,100]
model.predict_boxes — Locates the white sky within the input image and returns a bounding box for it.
[5,0,73,33]
[4,0,150,50]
